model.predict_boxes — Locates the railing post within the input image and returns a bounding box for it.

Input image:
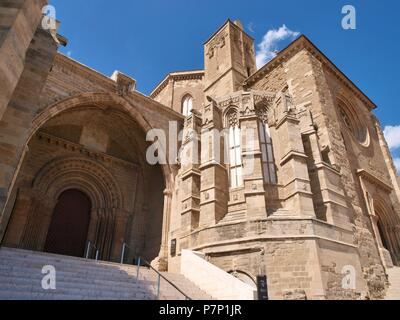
[136,257,141,282]
[157,274,161,300]
[85,241,91,259]
[95,249,99,261]
[120,243,126,264]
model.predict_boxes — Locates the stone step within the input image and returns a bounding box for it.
[0,247,211,300]
[0,272,196,297]
[0,282,156,299]
[0,265,203,299]
[0,249,145,273]
[0,261,153,282]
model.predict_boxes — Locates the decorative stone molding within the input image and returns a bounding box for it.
[32,156,123,210]
[150,70,205,99]
[357,169,393,193]
[36,131,138,170]
[111,71,136,96]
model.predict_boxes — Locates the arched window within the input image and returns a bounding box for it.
[227,109,243,188]
[182,95,193,117]
[259,120,277,184]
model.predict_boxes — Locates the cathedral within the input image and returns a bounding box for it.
[1,1,400,300]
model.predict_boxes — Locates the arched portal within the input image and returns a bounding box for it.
[44,189,91,257]
[1,93,172,265]
[373,198,400,267]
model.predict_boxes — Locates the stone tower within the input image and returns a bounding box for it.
[204,20,256,98]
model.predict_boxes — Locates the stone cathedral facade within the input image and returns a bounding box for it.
[0,1,400,300]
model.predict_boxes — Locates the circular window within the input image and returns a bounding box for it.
[337,99,370,147]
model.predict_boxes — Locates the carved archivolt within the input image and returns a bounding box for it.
[32,156,123,210]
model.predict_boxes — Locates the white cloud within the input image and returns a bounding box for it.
[394,158,400,175]
[256,25,300,69]
[383,125,400,150]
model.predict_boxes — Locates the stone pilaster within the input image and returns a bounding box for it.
[199,102,228,226]
[300,109,351,227]
[156,189,172,271]
[239,93,267,219]
[180,112,202,232]
[275,93,315,217]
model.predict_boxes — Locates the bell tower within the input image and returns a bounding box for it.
[203,20,256,98]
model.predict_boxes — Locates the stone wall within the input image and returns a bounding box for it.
[0,0,48,119]
[0,27,58,219]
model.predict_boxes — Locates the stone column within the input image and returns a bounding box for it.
[199,102,228,226]
[110,211,129,262]
[21,194,55,251]
[1,187,33,246]
[274,93,315,217]
[156,189,172,271]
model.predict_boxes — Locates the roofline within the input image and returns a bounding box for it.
[54,54,185,120]
[244,35,377,110]
[150,70,205,99]
[203,19,254,45]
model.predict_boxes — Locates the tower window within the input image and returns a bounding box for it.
[182,95,193,117]
[259,121,277,184]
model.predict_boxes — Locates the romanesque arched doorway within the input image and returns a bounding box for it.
[44,189,91,257]
[1,94,173,265]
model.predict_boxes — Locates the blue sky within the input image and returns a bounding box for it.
[50,0,400,171]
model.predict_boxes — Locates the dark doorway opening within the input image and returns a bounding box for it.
[44,189,91,258]
[377,219,390,251]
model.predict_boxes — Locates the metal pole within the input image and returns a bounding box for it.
[85,241,91,259]
[136,257,141,282]
[120,243,126,264]
[95,249,99,261]
[157,274,161,300]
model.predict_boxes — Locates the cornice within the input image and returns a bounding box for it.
[357,169,393,193]
[54,54,116,91]
[150,70,205,99]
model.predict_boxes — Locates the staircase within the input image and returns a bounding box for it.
[0,247,212,300]
[385,267,400,300]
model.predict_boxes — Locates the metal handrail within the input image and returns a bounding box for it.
[85,240,100,261]
[140,257,192,301]
[120,242,192,300]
